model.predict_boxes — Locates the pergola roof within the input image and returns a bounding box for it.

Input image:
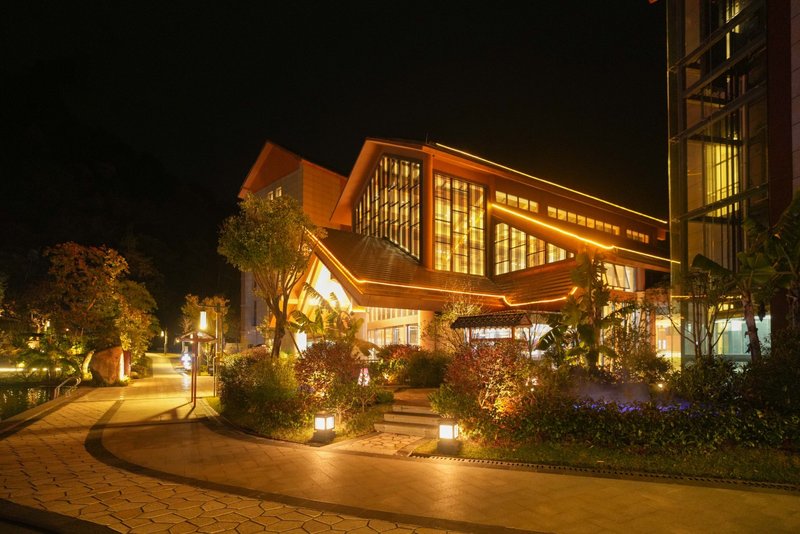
[451,311,533,329]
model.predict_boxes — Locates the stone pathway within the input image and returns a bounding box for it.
[0,360,465,533]
[331,433,427,456]
[2,355,800,533]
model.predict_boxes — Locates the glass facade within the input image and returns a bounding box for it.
[495,191,538,213]
[434,173,486,275]
[668,0,771,362]
[354,155,421,258]
[495,222,571,275]
[366,307,420,347]
[547,206,620,236]
[669,0,768,271]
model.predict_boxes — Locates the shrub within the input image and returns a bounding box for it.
[745,327,800,415]
[295,341,381,423]
[406,350,450,387]
[430,342,533,442]
[371,344,415,384]
[219,347,308,432]
[514,399,800,452]
[667,356,743,405]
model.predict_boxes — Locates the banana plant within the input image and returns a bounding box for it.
[691,249,777,363]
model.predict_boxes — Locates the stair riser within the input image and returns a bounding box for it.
[374,423,439,438]
[392,404,437,415]
[384,413,440,426]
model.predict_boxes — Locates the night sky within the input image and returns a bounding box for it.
[1,1,667,331]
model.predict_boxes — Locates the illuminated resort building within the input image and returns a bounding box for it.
[238,139,675,358]
[666,0,799,363]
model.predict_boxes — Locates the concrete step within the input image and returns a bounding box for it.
[373,421,439,438]
[383,412,441,426]
[392,404,437,416]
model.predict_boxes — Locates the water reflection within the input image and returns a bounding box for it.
[0,386,51,420]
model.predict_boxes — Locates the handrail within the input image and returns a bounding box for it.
[54,376,81,399]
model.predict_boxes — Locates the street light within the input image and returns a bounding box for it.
[161,329,167,355]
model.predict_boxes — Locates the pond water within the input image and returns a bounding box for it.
[0,385,52,421]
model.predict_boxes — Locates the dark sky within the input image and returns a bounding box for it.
[1,1,667,330]
[2,0,668,217]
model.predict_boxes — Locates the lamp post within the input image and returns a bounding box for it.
[178,329,215,409]
[161,329,167,355]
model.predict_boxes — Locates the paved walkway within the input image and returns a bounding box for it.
[1,355,799,533]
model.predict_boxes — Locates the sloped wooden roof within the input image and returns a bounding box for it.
[315,229,576,311]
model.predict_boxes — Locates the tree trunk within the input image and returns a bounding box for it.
[81,350,95,379]
[742,293,761,363]
[271,321,284,358]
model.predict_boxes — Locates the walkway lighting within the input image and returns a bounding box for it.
[437,418,461,454]
[312,412,335,443]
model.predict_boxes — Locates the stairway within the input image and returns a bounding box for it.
[374,403,441,438]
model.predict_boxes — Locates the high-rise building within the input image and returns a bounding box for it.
[666,0,799,363]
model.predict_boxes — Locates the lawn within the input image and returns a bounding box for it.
[205,396,391,444]
[414,438,800,486]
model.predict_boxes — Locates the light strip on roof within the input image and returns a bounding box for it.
[493,204,678,264]
[434,143,668,224]
[493,204,614,250]
[308,232,574,306]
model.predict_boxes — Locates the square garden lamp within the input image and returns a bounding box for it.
[312,412,335,443]
[437,418,461,455]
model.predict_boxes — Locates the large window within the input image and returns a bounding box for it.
[434,173,485,275]
[603,262,637,292]
[495,223,571,275]
[354,155,421,258]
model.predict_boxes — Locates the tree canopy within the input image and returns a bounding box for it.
[218,194,325,357]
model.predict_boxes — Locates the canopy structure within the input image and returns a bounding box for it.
[178,331,216,343]
[178,330,216,407]
[451,311,540,344]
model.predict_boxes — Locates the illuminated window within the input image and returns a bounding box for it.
[546,206,619,236]
[435,173,485,275]
[495,222,510,275]
[527,236,546,267]
[547,243,568,263]
[626,229,650,244]
[496,191,538,213]
[407,325,419,345]
[603,263,637,292]
[354,155,421,258]
[495,223,572,275]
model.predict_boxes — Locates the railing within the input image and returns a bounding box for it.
[54,376,81,399]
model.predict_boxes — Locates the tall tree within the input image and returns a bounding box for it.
[30,242,159,376]
[759,191,800,328]
[116,280,159,360]
[37,243,128,355]
[218,195,324,358]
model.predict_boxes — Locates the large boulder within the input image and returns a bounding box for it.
[90,346,129,385]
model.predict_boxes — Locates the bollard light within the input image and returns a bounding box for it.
[437,418,461,455]
[314,412,335,431]
[438,418,459,440]
[312,412,335,443]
